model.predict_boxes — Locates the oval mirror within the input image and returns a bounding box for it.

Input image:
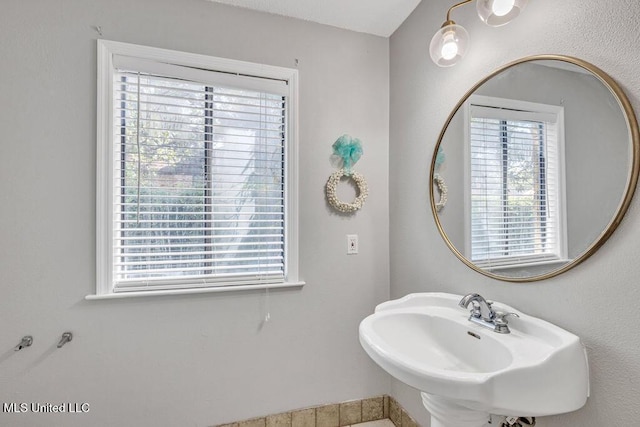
[430,55,639,282]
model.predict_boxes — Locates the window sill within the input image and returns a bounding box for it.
[481,259,572,271]
[85,281,305,301]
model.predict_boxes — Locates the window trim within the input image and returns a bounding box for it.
[92,40,302,299]
[463,94,568,270]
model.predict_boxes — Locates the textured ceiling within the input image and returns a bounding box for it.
[205,0,422,37]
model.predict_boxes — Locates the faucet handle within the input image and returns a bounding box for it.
[494,312,520,334]
[495,311,519,322]
[14,336,33,351]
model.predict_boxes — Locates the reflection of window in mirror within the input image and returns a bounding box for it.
[463,95,568,271]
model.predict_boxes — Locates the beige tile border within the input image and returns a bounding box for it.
[213,395,419,427]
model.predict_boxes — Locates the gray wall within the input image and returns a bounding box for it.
[0,1,390,426]
[390,0,640,425]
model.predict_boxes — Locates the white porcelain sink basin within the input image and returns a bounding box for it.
[359,293,589,425]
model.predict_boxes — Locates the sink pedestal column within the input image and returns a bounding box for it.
[421,393,490,427]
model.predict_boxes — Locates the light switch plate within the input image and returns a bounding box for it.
[347,234,358,254]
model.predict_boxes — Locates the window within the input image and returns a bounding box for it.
[465,95,567,270]
[95,41,300,297]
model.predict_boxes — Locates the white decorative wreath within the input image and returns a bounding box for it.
[326,169,368,213]
[434,173,448,212]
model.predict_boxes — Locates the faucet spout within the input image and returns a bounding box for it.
[458,293,495,321]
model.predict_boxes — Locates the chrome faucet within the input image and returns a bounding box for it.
[459,293,495,321]
[459,293,519,334]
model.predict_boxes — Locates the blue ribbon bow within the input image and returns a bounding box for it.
[435,146,445,170]
[332,134,363,174]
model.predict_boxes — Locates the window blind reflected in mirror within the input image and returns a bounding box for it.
[467,97,567,270]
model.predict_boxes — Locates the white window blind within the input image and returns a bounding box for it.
[102,49,293,293]
[467,98,567,269]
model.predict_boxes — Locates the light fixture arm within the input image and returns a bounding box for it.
[446,0,475,22]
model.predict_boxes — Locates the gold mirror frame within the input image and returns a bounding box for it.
[429,55,640,282]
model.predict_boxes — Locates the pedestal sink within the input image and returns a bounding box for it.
[359,293,589,427]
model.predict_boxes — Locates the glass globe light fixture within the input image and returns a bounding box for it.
[429,22,469,67]
[476,0,529,26]
[428,0,529,67]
